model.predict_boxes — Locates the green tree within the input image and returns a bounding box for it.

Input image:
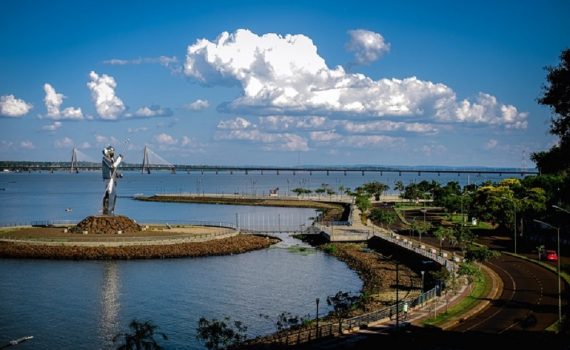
[315,187,326,198]
[471,178,549,233]
[361,181,390,201]
[453,225,475,254]
[434,226,454,253]
[464,244,500,264]
[327,291,360,334]
[432,181,468,213]
[430,267,451,291]
[532,48,570,174]
[355,194,371,214]
[410,220,431,241]
[369,207,396,228]
[457,261,482,287]
[402,180,439,202]
[291,187,306,197]
[113,319,167,350]
[196,317,248,350]
[394,180,405,194]
[326,188,336,200]
[471,183,515,229]
[291,187,312,198]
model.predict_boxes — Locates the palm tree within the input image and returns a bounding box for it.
[113,319,167,350]
[394,181,405,197]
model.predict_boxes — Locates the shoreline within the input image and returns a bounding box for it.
[298,236,420,309]
[136,194,349,221]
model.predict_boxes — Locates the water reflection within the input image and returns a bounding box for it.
[99,261,120,348]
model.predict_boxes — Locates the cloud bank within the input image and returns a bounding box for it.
[184,29,527,129]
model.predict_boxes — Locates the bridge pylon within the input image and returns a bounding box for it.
[142,145,151,174]
[70,147,79,173]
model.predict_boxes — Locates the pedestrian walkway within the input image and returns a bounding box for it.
[358,262,501,334]
[317,204,504,336]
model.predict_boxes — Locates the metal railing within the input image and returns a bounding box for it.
[261,285,440,346]
[30,219,78,227]
[259,221,459,346]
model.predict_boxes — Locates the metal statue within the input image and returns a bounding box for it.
[101,146,123,215]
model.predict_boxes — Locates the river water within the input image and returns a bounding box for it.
[0,171,514,349]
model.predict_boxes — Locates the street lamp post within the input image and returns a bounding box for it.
[315,298,320,338]
[420,209,427,242]
[533,219,561,328]
[421,270,425,292]
[502,197,517,254]
[460,191,471,227]
[395,261,400,328]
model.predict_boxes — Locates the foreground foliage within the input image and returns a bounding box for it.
[113,319,167,350]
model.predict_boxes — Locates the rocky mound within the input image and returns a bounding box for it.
[72,215,141,235]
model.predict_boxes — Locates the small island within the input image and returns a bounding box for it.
[0,218,279,260]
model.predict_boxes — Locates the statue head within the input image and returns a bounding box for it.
[103,146,115,158]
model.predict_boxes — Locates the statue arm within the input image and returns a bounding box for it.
[113,155,123,169]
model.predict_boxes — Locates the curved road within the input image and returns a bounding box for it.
[452,254,566,333]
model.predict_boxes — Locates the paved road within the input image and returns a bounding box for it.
[451,254,565,333]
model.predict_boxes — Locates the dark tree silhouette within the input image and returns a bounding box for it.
[113,319,167,350]
[532,48,570,174]
[196,316,247,350]
[260,311,309,333]
[326,291,360,333]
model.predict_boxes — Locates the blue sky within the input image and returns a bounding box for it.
[1,0,568,167]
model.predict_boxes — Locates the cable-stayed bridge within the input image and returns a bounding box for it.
[3,146,539,176]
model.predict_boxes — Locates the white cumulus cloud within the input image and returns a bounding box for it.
[103,56,181,74]
[217,117,254,129]
[54,137,74,149]
[78,141,92,149]
[217,129,308,151]
[43,83,83,120]
[133,105,172,118]
[419,144,447,157]
[104,56,178,67]
[436,92,528,129]
[154,133,178,145]
[0,94,32,117]
[216,117,308,151]
[41,121,62,131]
[87,71,126,120]
[484,139,499,150]
[20,140,35,149]
[259,116,328,131]
[185,99,210,111]
[340,120,438,134]
[346,29,390,65]
[184,29,527,129]
[95,134,119,146]
[310,131,403,148]
[128,126,149,133]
